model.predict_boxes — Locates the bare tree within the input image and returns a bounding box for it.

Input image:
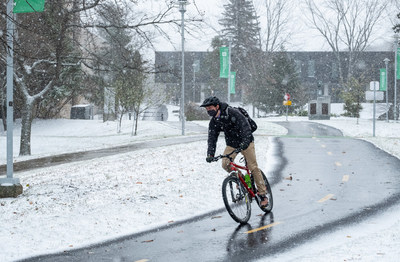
[0,0,203,156]
[12,0,100,156]
[244,0,296,114]
[262,0,292,52]
[392,0,400,34]
[304,0,388,83]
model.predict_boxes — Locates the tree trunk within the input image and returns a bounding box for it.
[117,113,123,133]
[134,111,139,136]
[19,100,34,156]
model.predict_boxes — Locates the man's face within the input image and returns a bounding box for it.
[205,105,218,111]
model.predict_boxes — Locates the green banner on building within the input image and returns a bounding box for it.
[380,68,386,91]
[397,47,400,80]
[220,47,229,78]
[229,72,236,94]
[14,0,45,13]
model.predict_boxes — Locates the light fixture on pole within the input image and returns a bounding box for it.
[178,0,187,135]
[384,58,390,122]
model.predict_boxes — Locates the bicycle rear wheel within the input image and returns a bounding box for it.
[255,170,273,213]
[222,175,251,224]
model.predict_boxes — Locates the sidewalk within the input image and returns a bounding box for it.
[0,118,208,167]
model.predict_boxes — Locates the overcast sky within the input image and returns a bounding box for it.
[150,0,397,53]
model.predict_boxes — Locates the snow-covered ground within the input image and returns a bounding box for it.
[1,107,400,261]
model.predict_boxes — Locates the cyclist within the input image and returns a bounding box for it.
[200,96,268,207]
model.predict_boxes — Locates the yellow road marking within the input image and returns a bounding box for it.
[342,175,349,182]
[245,222,282,234]
[335,162,342,166]
[318,194,335,203]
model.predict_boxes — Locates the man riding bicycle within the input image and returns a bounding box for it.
[200,96,268,207]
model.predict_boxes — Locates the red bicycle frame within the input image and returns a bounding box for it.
[229,161,256,198]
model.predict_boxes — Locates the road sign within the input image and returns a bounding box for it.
[14,0,45,13]
[365,91,384,101]
[369,81,379,91]
[283,100,292,106]
[284,93,290,101]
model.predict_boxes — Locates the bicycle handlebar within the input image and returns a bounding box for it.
[211,148,241,162]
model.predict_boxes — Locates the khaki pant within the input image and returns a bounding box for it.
[221,142,267,195]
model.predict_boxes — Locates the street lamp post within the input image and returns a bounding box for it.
[394,34,399,122]
[384,58,390,122]
[3,0,17,184]
[179,0,187,135]
[192,63,196,102]
[227,36,232,103]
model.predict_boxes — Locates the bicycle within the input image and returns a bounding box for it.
[211,149,273,224]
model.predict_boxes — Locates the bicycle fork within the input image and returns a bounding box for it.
[229,172,256,203]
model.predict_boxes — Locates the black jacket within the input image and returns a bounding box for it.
[207,102,254,156]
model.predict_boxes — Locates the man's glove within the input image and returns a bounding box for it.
[206,155,214,163]
[239,142,249,151]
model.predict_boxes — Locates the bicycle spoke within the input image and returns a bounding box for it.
[228,181,236,202]
[222,176,251,224]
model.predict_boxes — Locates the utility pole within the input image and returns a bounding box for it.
[192,63,196,102]
[227,36,232,103]
[394,35,399,121]
[0,0,22,197]
[179,0,187,135]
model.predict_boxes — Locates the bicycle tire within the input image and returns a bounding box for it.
[222,174,251,224]
[255,170,273,213]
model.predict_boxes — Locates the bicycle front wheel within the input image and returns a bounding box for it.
[222,175,251,224]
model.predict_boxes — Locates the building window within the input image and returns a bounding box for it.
[308,60,315,78]
[310,103,316,115]
[331,62,338,79]
[294,60,302,74]
[322,103,329,115]
[168,59,175,70]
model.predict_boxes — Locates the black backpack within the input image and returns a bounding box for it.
[228,106,258,133]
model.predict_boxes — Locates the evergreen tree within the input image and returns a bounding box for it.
[252,50,301,114]
[341,77,364,122]
[219,0,262,102]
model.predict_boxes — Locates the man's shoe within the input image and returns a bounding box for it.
[259,194,269,207]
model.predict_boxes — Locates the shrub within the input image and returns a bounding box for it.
[185,102,210,121]
[297,110,308,116]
